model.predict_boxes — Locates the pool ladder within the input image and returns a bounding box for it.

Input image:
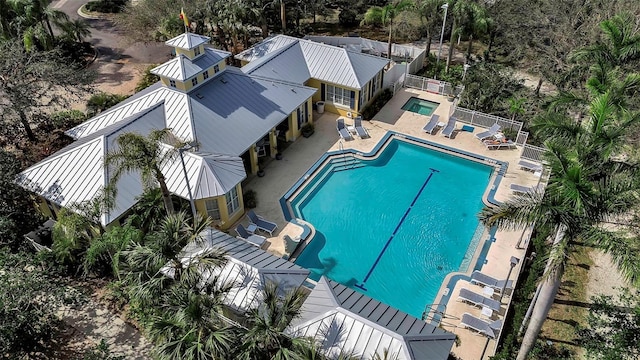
[333,141,362,172]
[422,303,451,325]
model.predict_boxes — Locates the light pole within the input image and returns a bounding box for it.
[178,142,198,221]
[462,63,471,81]
[500,256,520,302]
[435,3,449,79]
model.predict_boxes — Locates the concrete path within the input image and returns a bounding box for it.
[59,298,153,359]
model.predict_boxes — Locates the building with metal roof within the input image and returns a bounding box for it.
[177,228,310,313]
[238,35,389,118]
[288,277,456,360]
[17,32,316,228]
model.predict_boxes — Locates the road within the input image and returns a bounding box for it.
[51,0,171,64]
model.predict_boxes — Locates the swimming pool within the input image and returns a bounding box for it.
[290,139,493,318]
[401,97,440,116]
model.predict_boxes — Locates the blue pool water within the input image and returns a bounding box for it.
[292,140,492,318]
[401,97,440,116]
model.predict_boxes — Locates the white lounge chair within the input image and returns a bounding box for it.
[441,117,457,138]
[458,288,502,312]
[483,139,517,150]
[336,118,353,141]
[475,123,501,140]
[353,116,369,138]
[460,313,502,339]
[518,159,543,172]
[510,183,541,194]
[246,210,278,236]
[470,270,513,293]
[235,224,267,248]
[422,114,440,134]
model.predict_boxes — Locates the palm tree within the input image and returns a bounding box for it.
[105,128,179,215]
[361,0,414,60]
[416,0,446,61]
[445,0,490,69]
[235,282,313,359]
[507,97,526,121]
[60,18,91,43]
[480,91,640,360]
[570,12,640,69]
[118,211,239,359]
[8,0,69,49]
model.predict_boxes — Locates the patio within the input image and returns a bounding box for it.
[240,87,539,359]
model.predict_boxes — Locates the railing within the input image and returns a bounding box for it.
[452,107,524,135]
[404,74,463,97]
[515,131,529,145]
[521,144,546,163]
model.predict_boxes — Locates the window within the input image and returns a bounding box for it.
[214,64,220,73]
[169,79,176,88]
[194,46,201,56]
[203,70,209,79]
[225,187,240,215]
[359,86,366,110]
[205,199,221,220]
[326,85,350,107]
[191,78,198,86]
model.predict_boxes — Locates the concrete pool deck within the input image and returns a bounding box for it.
[240,87,539,359]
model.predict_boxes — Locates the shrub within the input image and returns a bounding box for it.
[85,0,128,13]
[338,9,359,27]
[361,88,393,120]
[243,190,258,209]
[135,65,160,92]
[50,110,87,129]
[86,92,129,117]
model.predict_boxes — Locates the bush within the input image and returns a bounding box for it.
[86,92,129,117]
[135,65,160,92]
[85,0,128,13]
[338,9,359,27]
[361,88,393,120]
[50,110,87,129]
[243,190,257,209]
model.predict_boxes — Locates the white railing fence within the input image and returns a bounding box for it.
[452,107,524,135]
[521,144,546,163]
[515,131,529,145]
[404,74,463,97]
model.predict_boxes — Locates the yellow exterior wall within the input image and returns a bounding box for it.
[175,45,204,60]
[159,59,226,93]
[36,196,56,219]
[160,77,188,92]
[305,78,360,117]
[285,97,313,141]
[194,183,245,230]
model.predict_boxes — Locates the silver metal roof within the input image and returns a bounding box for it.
[163,150,246,199]
[179,228,310,313]
[235,35,299,62]
[18,102,248,225]
[303,36,425,60]
[16,104,167,225]
[241,35,389,89]
[65,84,193,142]
[288,277,455,360]
[188,67,316,155]
[165,32,211,50]
[151,47,231,81]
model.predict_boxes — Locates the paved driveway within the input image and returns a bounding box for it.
[51,0,171,63]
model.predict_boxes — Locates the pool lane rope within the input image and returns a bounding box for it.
[355,168,439,291]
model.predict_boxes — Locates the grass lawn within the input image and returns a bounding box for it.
[539,244,593,358]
